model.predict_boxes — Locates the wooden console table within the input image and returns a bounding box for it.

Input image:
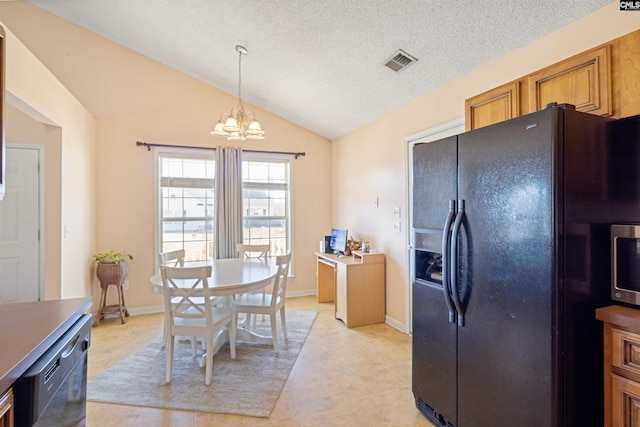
[315,251,385,328]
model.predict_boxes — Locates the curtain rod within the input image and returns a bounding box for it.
[136,141,306,159]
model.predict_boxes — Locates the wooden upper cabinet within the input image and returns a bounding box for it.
[464,82,519,131]
[618,30,640,118]
[463,29,640,131]
[528,45,611,116]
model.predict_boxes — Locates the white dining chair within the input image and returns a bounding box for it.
[160,265,236,386]
[236,243,271,327]
[158,249,188,348]
[159,249,185,267]
[236,243,270,260]
[233,253,291,353]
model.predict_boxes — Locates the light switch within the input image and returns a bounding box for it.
[393,221,401,233]
[373,197,379,207]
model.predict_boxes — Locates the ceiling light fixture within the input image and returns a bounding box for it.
[210,45,265,141]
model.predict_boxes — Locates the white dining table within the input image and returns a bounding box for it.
[150,257,279,357]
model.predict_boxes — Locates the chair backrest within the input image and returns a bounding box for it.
[159,249,186,267]
[237,244,270,260]
[269,253,292,305]
[160,265,214,328]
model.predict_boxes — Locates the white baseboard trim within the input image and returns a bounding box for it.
[385,315,406,333]
[127,305,164,316]
[286,289,317,298]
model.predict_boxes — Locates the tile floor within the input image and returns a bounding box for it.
[87,296,435,426]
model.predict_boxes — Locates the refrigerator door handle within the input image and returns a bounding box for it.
[441,200,457,323]
[450,199,465,327]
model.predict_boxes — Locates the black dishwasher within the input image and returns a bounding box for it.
[14,313,92,426]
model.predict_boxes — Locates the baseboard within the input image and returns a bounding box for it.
[385,315,406,333]
[285,289,317,298]
[127,305,164,316]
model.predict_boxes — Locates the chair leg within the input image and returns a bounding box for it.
[166,336,174,384]
[191,336,197,358]
[280,307,288,341]
[205,335,213,386]
[270,313,279,353]
[161,315,168,348]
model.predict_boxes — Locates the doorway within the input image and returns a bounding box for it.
[405,118,464,334]
[0,144,43,302]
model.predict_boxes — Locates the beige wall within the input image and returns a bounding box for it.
[1,21,96,301]
[2,3,639,331]
[93,74,331,312]
[332,2,640,330]
[1,8,331,314]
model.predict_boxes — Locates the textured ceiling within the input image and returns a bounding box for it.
[15,0,613,139]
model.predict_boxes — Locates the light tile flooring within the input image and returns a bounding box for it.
[87,296,435,426]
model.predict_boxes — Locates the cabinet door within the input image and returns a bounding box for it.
[612,374,640,427]
[316,259,336,303]
[335,264,347,323]
[619,30,640,118]
[0,388,13,427]
[528,45,611,116]
[465,81,519,131]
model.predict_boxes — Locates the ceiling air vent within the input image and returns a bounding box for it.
[384,49,418,72]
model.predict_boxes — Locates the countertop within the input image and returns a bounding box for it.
[315,251,385,265]
[596,304,640,329]
[0,297,92,393]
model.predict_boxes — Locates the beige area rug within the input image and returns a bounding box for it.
[87,311,317,418]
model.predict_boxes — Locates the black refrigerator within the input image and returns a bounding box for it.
[412,104,640,427]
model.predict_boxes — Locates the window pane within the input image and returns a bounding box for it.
[159,153,215,263]
[241,156,291,258]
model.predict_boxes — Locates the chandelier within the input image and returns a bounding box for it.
[210,45,265,141]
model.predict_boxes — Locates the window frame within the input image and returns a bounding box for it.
[153,146,216,267]
[153,147,294,272]
[241,151,294,264]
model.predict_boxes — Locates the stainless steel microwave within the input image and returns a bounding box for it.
[612,224,640,305]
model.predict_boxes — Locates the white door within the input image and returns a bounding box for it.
[405,118,465,334]
[0,146,41,303]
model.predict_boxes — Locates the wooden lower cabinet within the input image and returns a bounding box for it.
[596,305,640,427]
[0,388,13,427]
[612,374,640,427]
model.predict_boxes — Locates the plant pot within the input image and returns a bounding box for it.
[96,261,129,288]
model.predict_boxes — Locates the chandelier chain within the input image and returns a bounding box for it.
[237,48,243,108]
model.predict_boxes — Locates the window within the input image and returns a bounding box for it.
[157,150,215,263]
[155,149,292,263]
[242,154,291,256]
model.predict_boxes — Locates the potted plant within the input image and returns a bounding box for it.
[93,250,133,288]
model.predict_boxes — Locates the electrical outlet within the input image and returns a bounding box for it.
[393,206,401,218]
[393,221,401,233]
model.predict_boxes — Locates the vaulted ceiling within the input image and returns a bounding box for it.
[5,0,614,139]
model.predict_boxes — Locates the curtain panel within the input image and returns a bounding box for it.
[214,146,243,259]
